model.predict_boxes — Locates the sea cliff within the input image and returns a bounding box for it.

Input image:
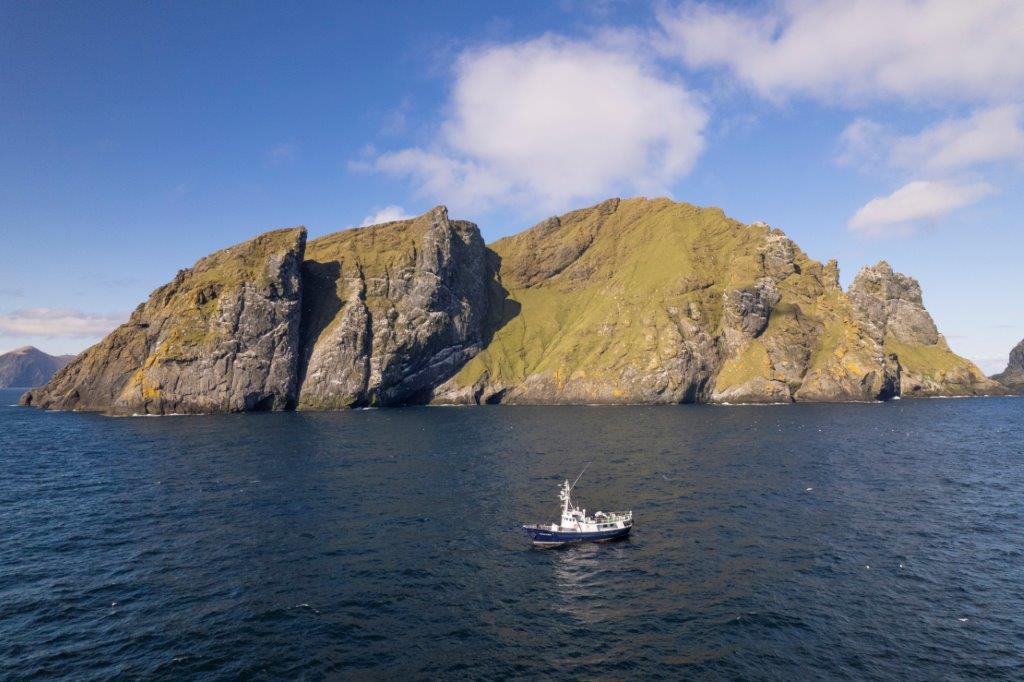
[22,198,1007,413]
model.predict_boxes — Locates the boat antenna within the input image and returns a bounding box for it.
[569,462,592,492]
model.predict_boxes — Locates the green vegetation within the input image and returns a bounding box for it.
[452,198,766,393]
[715,341,773,389]
[885,335,985,382]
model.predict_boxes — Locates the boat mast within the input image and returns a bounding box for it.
[560,462,591,518]
[560,479,571,517]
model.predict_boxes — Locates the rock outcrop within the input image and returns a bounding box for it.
[21,197,1006,412]
[21,228,306,414]
[847,262,1004,397]
[297,206,491,408]
[992,338,1024,391]
[0,346,75,388]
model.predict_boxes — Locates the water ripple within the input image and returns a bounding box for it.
[1,393,1023,678]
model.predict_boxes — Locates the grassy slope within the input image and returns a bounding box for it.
[451,198,766,396]
[450,196,974,402]
[885,336,996,394]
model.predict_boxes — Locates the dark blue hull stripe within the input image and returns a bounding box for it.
[523,526,632,543]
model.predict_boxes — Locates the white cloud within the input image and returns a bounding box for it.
[0,308,125,338]
[836,118,891,170]
[658,1,1024,103]
[890,106,1024,172]
[848,180,994,235]
[361,205,412,226]
[839,106,1024,173]
[367,35,708,212]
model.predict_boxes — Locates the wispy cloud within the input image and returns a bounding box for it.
[0,287,25,299]
[361,35,707,214]
[973,356,1011,376]
[380,98,412,136]
[361,205,412,226]
[848,180,994,236]
[0,308,126,338]
[266,142,298,165]
[657,0,1024,104]
[839,105,1024,173]
[836,118,894,171]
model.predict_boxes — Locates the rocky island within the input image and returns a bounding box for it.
[992,338,1024,392]
[21,198,1007,414]
[0,346,75,388]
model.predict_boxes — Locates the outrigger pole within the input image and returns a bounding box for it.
[569,461,592,492]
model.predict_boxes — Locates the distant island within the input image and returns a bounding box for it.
[991,338,1024,392]
[0,346,75,389]
[21,197,1012,414]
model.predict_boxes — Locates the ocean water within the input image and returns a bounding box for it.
[1,388,1022,679]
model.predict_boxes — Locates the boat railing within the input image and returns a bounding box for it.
[595,510,632,521]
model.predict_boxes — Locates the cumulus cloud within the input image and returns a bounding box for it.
[839,106,1024,172]
[658,0,1024,103]
[366,36,708,212]
[848,180,994,235]
[361,205,412,226]
[0,308,126,338]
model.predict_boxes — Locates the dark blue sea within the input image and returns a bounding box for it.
[1,388,1022,679]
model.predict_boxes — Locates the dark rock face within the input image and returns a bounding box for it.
[724,277,780,342]
[0,347,75,388]
[992,338,1024,390]
[21,228,306,414]
[296,207,491,408]
[848,261,939,346]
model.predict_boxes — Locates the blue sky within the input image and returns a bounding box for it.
[1,0,1022,373]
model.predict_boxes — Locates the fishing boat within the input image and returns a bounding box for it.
[522,465,633,547]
